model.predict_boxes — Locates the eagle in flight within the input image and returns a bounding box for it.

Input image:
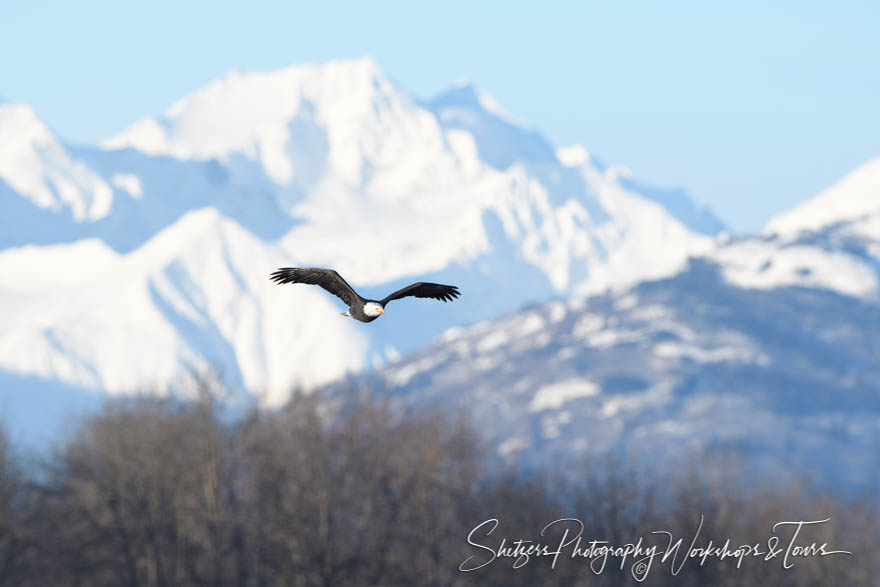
[270,267,460,323]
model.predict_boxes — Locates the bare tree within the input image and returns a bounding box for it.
[0,428,31,586]
[34,396,232,586]
[4,388,876,587]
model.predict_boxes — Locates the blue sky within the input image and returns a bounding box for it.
[1,1,877,233]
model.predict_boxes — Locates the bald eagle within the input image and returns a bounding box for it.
[270,267,460,323]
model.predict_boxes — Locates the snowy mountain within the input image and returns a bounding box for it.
[327,258,880,490]
[0,101,291,252]
[708,157,880,299]
[102,58,721,293]
[766,156,880,237]
[0,103,113,223]
[320,153,880,490]
[0,59,725,446]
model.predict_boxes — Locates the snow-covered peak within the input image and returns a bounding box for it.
[0,103,113,221]
[425,82,556,169]
[0,206,367,405]
[766,156,880,237]
[428,80,522,126]
[0,103,54,146]
[102,57,438,189]
[695,156,880,300]
[556,143,725,237]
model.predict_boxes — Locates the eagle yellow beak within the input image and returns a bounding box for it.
[378,307,385,314]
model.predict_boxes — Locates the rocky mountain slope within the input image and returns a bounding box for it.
[326,158,880,489]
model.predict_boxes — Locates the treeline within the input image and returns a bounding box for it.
[0,390,876,586]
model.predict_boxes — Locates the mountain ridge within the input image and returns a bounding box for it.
[326,257,880,490]
[2,58,876,459]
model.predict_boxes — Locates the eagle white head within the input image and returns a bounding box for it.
[364,302,385,317]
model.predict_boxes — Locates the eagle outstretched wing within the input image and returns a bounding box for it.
[270,268,363,307]
[380,282,460,305]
